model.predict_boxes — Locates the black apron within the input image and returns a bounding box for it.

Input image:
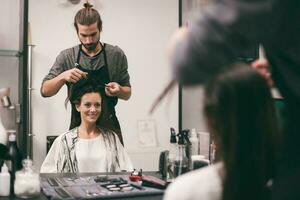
[70,43,124,145]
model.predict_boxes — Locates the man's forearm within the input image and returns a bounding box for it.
[117,86,131,100]
[41,75,66,97]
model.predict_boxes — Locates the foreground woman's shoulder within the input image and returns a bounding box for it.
[164,163,223,200]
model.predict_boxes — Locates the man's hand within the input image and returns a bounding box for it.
[60,68,88,83]
[41,68,88,97]
[105,82,121,97]
[251,58,274,87]
[105,82,131,100]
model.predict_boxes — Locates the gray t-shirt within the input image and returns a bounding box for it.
[42,43,130,87]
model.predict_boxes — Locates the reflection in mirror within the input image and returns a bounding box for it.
[29,0,178,171]
[40,79,133,173]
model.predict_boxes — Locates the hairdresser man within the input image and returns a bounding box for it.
[41,3,131,145]
[169,1,300,199]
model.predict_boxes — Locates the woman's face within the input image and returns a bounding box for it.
[76,92,102,125]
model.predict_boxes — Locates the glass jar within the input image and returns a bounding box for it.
[14,158,40,198]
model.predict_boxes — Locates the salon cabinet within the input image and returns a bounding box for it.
[0,0,29,156]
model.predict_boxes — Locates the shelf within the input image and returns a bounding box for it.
[0,49,22,57]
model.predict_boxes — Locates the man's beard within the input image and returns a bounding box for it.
[82,41,99,52]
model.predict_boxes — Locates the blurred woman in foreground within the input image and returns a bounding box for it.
[164,63,280,200]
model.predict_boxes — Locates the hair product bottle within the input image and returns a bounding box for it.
[0,163,10,196]
[14,158,40,198]
[6,130,23,194]
[189,128,199,156]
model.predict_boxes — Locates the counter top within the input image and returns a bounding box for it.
[0,171,164,200]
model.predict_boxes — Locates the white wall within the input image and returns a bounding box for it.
[29,0,178,171]
[0,0,20,50]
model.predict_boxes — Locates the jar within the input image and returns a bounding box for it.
[14,158,40,198]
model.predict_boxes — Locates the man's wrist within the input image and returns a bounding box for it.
[57,73,67,84]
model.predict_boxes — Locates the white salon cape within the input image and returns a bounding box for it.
[40,127,133,173]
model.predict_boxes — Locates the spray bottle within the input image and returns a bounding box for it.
[166,127,177,181]
[174,130,190,177]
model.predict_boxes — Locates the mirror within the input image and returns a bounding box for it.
[29,0,179,171]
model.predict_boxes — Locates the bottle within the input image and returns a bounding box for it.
[189,128,199,170]
[169,128,177,163]
[14,158,40,198]
[0,163,10,196]
[209,140,217,163]
[6,130,23,194]
[189,128,199,156]
[167,128,177,181]
[174,130,189,177]
[198,131,210,159]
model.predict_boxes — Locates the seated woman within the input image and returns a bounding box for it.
[40,79,133,173]
[164,64,280,200]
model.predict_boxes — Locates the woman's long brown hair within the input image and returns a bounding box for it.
[203,63,280,200]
